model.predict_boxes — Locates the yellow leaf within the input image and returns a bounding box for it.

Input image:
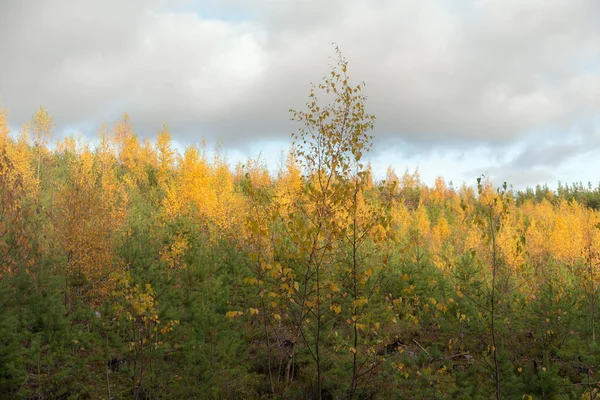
[225,311,243,319]
[244,277,258,285]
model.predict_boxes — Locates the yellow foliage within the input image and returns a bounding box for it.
[155,123,176,187]
[54,146,126,305]
[550,199,585,267]
[0,102,9,141]
[226,311,244,319]
[160,233,190,270]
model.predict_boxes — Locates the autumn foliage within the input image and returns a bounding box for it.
[1,54,600,399]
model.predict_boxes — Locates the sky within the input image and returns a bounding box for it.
[0,0,598,189]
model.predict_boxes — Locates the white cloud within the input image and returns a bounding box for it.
[0,0,598,186]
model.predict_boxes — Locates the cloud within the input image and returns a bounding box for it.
[462,159,555,188]
[461,119,600,188]
[512,142,582,169]
[0,0,598,162]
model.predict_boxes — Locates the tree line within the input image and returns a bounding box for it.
[1,51,600,399]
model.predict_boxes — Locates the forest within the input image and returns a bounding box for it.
[2,53,600,400]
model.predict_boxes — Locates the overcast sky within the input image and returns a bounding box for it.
[0,0,598,188]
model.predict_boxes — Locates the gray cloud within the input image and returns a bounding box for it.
[512,142,582,169]
[461,120,600,188]
[510,117,600,168]
[0,0,598,161]
[462,158,555,188]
